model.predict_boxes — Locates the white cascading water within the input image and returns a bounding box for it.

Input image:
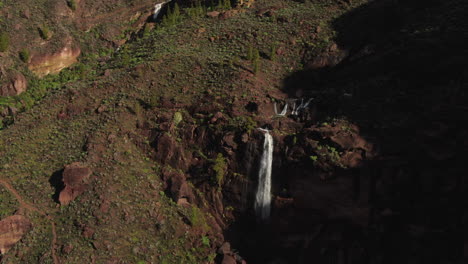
[255,129,273,220]
[153,1,171,20]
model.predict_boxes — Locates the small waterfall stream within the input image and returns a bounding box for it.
[255,129,273,220]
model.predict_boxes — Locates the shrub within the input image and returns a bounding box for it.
[173,112,183,126]
[189,206,207,231]
[173,3,180,18]
[212,153,227,187]
[67,0,77,11]
[0,31,9,52]
[142,23,152,38]
[187,1,205,18]
[201,236,210,247]
[252,49,260,74]
[19,49,30,62]
[38,25,51,40]
[218,0,231,9]
[246,45,253,61]
[270,44,277,61]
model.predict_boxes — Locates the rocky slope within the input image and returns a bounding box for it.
[0,0,467,263]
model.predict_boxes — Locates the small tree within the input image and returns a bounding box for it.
[19,49,30,62]
[270,44,277,61]
[252,49,260,74]
[223,0,232,9]
[0,31,9,52]
[67,0,77,11]
[173,2,180,19]
[246,45,253,61]
[38,25,51,40]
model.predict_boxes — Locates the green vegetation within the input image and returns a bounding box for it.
[186,1,205,18]
[0,31,9,52]
[201,236,210,247]
[189,205,208,231]
[67,0,77,11]
[270,43,277,61]
[252,48,260,74]
[19,48,30,62]
[212,153,227,188]
[173,112,183,126]
[38,25,52,40]
[161,3,182,27]
[217,0,232,9]
[247,45,254,61]
[0,187,19,219]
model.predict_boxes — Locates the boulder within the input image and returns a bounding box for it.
[0,215,32,254]
[59,162,92,205]
[161,169,194,204]
[221,254,237,264]
[217,242,231,255]
[0,71,27,96]
[28,39,81,77]
[206,11,220,18]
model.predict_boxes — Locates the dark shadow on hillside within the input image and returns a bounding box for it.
[49,169,65,204]
[226,0,468,263]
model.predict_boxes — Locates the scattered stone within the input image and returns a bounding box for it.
[217,242,231,255]
[207,11,220,18]
[221,254,237,264]
[96,105,107,113]
[223,134,238,150]
[61,243,74,254]
[210,112,224,123]
[22,8,31,19]
[0,215,32,254]
[82,226,94,239]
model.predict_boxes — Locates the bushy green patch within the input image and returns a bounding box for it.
[173,112,183,126]
[0,188,19,219]
[19,48,30,62]
[0,31,9,52]
[67,0,77,11]
[189,205,208,231]
[38,25,52,40]
[212,153,227,188]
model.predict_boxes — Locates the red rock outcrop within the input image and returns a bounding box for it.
[28,39,81,77]
[59,162,92,205]
[0,215,32,254]
[0,71,27,96]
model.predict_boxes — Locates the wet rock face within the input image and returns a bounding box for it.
[0,71,27,96]
[59,162,92,205]
[0,215,32,254]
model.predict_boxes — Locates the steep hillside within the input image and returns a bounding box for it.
[1,0,467,263]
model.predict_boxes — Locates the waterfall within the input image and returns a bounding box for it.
[153,1,171,20]
[255,129,273,220]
